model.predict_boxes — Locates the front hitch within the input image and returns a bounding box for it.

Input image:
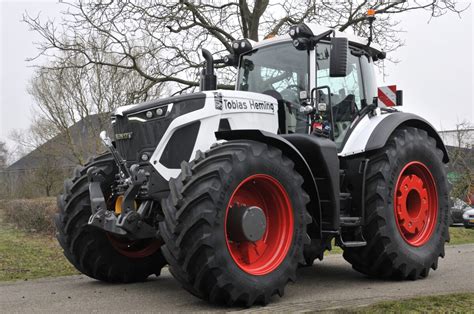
[87,166,128,237]
[87,132,158,240]
[115,165,157,239]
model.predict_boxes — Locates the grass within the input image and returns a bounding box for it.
[449,227,474,245]
[329,240,343,254]
[347,293,474,313]
[0,223,78,282]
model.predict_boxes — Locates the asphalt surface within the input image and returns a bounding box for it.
[1,244,473,313]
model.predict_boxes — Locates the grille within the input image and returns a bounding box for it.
[113,115,172,162]
[112,93,206,163]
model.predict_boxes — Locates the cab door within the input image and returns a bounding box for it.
[315,43,368,150]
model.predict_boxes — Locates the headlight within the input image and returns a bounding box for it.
[127,103,173,123]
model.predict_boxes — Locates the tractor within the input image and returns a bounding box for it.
[57,21,450,306]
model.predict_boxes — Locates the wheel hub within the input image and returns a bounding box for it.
[227,205,267,242]
[396,174,429,235]
[225,174,294,276]
[394,161,438,247]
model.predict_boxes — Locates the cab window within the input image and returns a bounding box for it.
[316,44,364,109]
[360,55,377,101]
[237,43,309,134]
[316,44,365,148]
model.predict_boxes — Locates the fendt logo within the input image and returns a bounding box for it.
[115,132,133,140]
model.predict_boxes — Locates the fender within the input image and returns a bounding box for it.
[282,134,340,232]
[216,130,323,238]
[365,112,449,163]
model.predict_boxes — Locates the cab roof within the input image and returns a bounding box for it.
[251,24,385,60]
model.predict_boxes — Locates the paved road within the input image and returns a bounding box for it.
[1,244,473,313]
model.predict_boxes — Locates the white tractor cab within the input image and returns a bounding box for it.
[233,24,389,150]
[57,21,450,307]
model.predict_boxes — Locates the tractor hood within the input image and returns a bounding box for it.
[111,90,279,180]
[113,92,207,118]
[113,90,278,118]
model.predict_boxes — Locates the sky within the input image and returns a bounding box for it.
[380,3,473,132]
[0,1,473,158]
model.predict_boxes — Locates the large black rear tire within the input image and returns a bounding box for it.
[56,153,166,283]
[343,127,450,279]
[159,141,311,306]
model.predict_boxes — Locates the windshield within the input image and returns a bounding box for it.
[237,42,308,99]
[237,42,308,133]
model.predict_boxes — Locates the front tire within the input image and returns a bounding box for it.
[56,153,166,283]
[343,127,450,279]
[159,141,311,306]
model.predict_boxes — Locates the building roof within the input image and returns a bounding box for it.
[6,114,109,171]
[439,129,474,148]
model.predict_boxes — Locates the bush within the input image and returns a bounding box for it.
[0,198,57,235]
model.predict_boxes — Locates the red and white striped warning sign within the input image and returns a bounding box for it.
[378,85,397,107]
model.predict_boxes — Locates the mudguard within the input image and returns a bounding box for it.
[340,111,449,163]
[365,112,449,163]
[216,129,342,238]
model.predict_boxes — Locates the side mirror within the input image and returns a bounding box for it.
[330,37,349,77]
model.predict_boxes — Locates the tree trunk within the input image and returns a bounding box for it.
[240,0,269,41]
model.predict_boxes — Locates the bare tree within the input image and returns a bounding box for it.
[32,154,65,197]
[446,122,474,202]
[8,117,82,197]
[0,141,13,199]
[0,141,8,169]
[24,0,468,95]
[23,49,163,165]
[7,53,155,198]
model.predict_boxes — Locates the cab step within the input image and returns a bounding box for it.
[337,225,367,248]
[339,240,367,248]
[340,216,362,227]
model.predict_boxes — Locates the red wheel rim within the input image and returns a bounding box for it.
[105,196,161,258]
[225,174,293,276]
[394,161,438,247]
[107,234,162,258]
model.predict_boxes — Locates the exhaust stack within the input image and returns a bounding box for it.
[200,49,217,91]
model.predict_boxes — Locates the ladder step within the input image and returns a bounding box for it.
[338,225,367,248]
[341,241,367,248]
[340,216,362,226]
[340,192,351,198]
[322,230,339,235]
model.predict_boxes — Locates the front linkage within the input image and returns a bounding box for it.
[87,132,158,240]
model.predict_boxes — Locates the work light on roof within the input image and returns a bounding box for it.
[231,39,253,56]
[289,24,313,40]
